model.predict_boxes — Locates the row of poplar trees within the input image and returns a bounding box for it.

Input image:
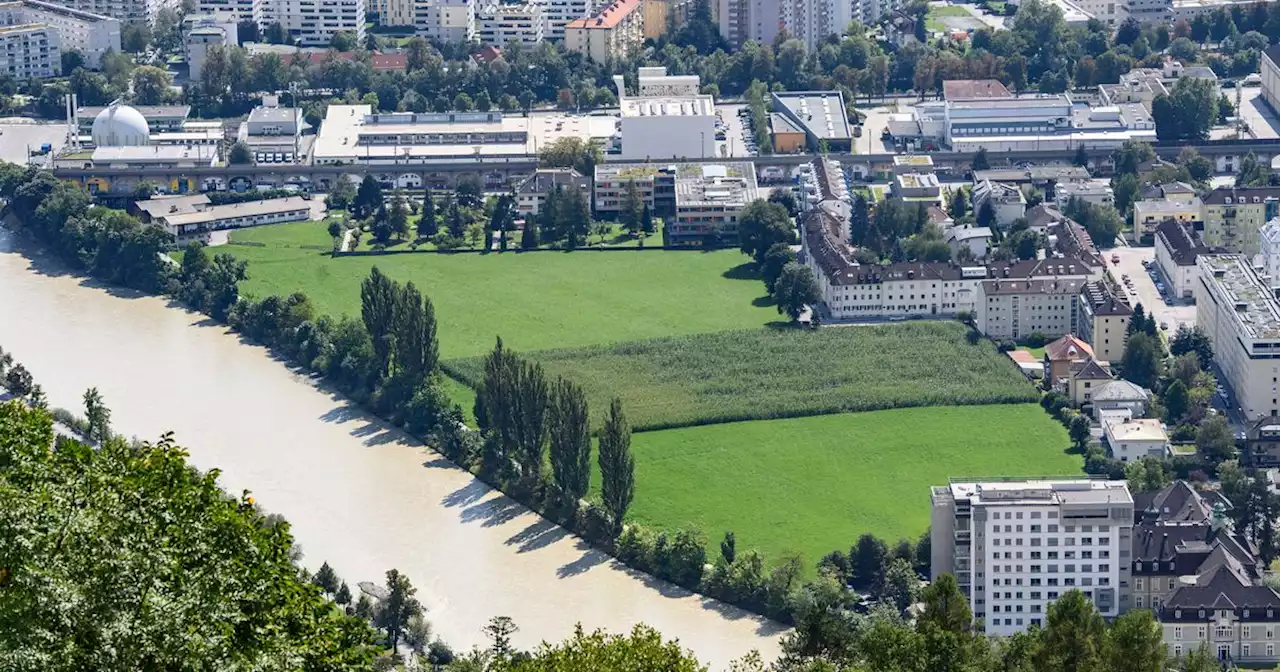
[476,338,635,533]
[360,267,440,415]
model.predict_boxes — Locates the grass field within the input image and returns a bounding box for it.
[226,221,776,359]
[595,405,1078,569]
[444,321,1039,430]
[926,4,971,31]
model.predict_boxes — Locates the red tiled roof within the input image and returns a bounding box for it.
[566,0,641,29]
[472,45,502,63]
[302,50,407,71]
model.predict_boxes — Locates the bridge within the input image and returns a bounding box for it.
[52,137,1272,195]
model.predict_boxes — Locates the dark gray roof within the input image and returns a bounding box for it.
[1081,280,1132,316]
[1265,44,1280,70]
[516,168,586,195]
[1156,220,1208,266]
[1203,186,1280,205]
[1069,359,1113,381]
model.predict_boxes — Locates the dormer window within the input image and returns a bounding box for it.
[1176,609,1183,618]
[1226,197,1234,204]
[1137,562,1143,571]
[1200,610,1206,618]
[1245,610,1251,618]
[1270,609,1275,618]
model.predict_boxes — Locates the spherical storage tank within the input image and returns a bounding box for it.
[91,103,150,147]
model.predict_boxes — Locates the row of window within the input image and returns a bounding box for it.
[1173,625,1278,641]
[991,549,1111,559]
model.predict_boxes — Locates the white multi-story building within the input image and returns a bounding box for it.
[254,0,366,47]
[420,0,475,41]
[476,1,543,46]
[371,0,420,27]
[930,479,1134,636]
[1103,417,1170,462]
[977,277,1087,340]
[718,0,870,50]
[1196,255,1280,421]
[613,68,716,161]
[0,0,120,74]
[543,0,590,39]
[1261,218,1280,288]
[62,0,178,24]
[1055,180,1114,211]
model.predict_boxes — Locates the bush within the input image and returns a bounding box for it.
[998,340,1017,352]
[1024,332,1048,348]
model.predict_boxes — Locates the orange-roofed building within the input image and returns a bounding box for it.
[564,0,643,63]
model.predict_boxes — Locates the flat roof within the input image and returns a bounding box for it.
[943,79,1013,100]
[771,91,852,142]
[313,104,617,160]
[91,145,217,162]
[136,194,210,218]
[1135,197,1202,213]
[9,0,115,22]
[1105,418,1168,443]
[78,105,191,120]
[947,479,1132,506]
[248,107,301,124]
[620,95,715,117]
[894,155,934,166]
[769,113,803,135]
[160,196,311,226]
[1198,254,1280,340]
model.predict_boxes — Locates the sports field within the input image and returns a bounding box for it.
[444,322,1040,430]
[605,405,1077,568]
[228,222,775,359]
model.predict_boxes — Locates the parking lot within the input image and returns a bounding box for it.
[1107,245,1197,335]
[0,120,68,165]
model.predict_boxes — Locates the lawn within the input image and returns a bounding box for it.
[225,222,777,359]
[596,405,1079,570]
[444,321,1040,430]
[926,4,971,31]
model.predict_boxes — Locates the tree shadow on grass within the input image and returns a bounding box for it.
[752,295,776,308]
[722,262,760,281]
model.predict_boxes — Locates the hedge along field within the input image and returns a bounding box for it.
[596,405,1078,573]
[444,321,1040,431]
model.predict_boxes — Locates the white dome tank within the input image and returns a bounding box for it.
[91,103,150,147]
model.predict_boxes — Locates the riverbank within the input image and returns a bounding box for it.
[0,228,785,666]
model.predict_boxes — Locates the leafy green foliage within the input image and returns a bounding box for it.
[0,401,379,669]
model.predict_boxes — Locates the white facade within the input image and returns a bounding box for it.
[615,71,716,161]
[1154,220,1203,300]
[973,180,1026,229]
[476,2,543,46]
[185,25,226,82]
[196,0,254,19]
[0,22,58,78]
[1261,218,1280,288]
[254,0,366,47]
[1103,418,1169,462]
[371,0,420,26]
[1055,180,1114,211]
[977,278,1086,341]
[1,0,120,71]
[422,0,475,41]
[1195,255,1280,422]
[63,0,178,24]
[542,0,590,39]
[930,480,1134,636]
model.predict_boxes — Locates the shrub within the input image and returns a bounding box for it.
[1024,332,1048,348]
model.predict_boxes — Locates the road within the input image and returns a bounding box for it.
[1105,245,1196,335]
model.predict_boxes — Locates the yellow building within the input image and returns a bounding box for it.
[565,0,643,63]
[1201,187,1280,255]
[1132,196,1202,242]
[1076,279,1132,365]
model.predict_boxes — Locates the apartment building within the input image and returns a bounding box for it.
[62,0,178,24]
[972,179,1026,229]
[1262,218,1280,289]
[1132,196,1202,243]
[253,0,366,47]
[542,0,591,39]
[976,277,1086,341]
[476,1,544,46]
[1155,219,1209,300]
[641,0,697,39]
[195,0,254,19]
[514,168,589,215]
[1076,279,1132,364]
[1055,180,1114,211]
[0,0,119,73]
[593,162,758,246]
[929,479,1134,636]
[564,0,642,63]
[1265,45,1280,117]
[370,0,422,27]
[1202,187,1280,256]
[1195,254,1280,421]
[423,0,474,41]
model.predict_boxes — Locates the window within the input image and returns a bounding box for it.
[1175,627,1182,640]
[1136,578,1144,590]
[1244,626,1252,639]
[1136,596,1144,608]
[1244,644,1251,658]
[1269,644,1275,657]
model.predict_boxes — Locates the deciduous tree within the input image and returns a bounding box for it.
[548,377,590,504]
[598,397,635,534]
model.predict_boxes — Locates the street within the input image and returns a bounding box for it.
[1105,245,1196,335]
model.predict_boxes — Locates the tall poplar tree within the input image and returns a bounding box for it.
[361,267,397,381]
[598,397,635,534]
[548,377,591,504]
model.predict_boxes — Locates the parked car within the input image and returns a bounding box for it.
[1111,253,1120,263]
[1161,321,1169,330]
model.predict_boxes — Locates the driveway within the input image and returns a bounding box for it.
[1105,245,1196,334]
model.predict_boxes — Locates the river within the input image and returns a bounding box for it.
[0,228,784,666]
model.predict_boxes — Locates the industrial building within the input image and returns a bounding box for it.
[237,102,305,163]
[312,105,617,167]
[1195,254,1280,421]
[893,79,1156,153]
[612,67,716,161]
[769,91,852,153]
[929,478,1134,636]
[593,161,758,246]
